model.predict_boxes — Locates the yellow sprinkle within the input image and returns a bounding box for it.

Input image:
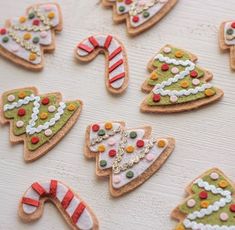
[23,33,32,40]
[180,80,189,89]
[29,53,37,61]
[219,180,228,188]
[126,146,134,153]
[67,104,76,111]
[18,91,26,99]
[200,200,209,208]
[175,223,185,230]
[150,72,158,80]
[98,145,106,153]
[105,122,113,130]
[158,140,166,148]
[48,12,55,19]
[205,88,216,97]
[117,0,123,2]
[19,16,26,23]
[175,51,184,58]
[40,112,48,120]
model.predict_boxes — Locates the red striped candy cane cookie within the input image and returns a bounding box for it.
[75,34,129,94]
[19,180,99,230]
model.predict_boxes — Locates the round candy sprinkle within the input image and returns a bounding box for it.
[219,180,228,188]
[158,140,166,148]
[232,22,235,28]
[31,136,40,144]
[40,31,48,38]
[119,6,125,12]
[152,94,161,102]
[227,28,234,35]
[98,129,106,136]
[23,33,32,40]
[113,175,121,184]
[7,94,15,102]
[16,120,24,128]
[170,95,178,103]
[98,145,106,153]
[48,105,56,113]
[0,28,7,35]
[143,11,150,18]
[44,4,52,11]
[108,138,116,146]
[41,97,50,105]
[150,72,158,80]
[163,46,172,54]
[146,153,154,162]
[126,146,134,153]
[175,51,184,58]
[205,88,215,97]
[29,53,37,61]
[171,67,179,74]
[136,140,145,148]
[19,16,26,23]
[129,131,137,139]
[161,63,169,71]
[186,199,196,208]
[44,129,53,137]
[33,37,40,44]
[67,104,76,111]
[132,16,139,23]
[100,160,107,167]
[200,200,209,208]
[28,12,35,19]
[48,12,55,19]
[126,171,134,179]
[105,122,113,130]
[17,108,26,117]
[230,204,235,212]
[32,19,40,26]
[180,80,189,88]
[199,191,208,199]
[125,0,133,4]
[109,149,117,157]
[92,124,100,132]
[192,79,200,86]
[175,224,185,230]
[220,212,229,222]
[40,112,48,120]
[210,172,219,180]
[190,70,198,78]
[18,91,26,99]
[2,36,9,43]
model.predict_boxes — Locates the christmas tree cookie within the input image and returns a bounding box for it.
[140,45,224,113]
[172,168,235,230]
[85,121,175,197]
[102,0,178,36]
[0,87,82,162]
[19,180,99,230]
[220,20,235,70]
[0,3,62,71]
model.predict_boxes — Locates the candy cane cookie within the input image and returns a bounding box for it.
[19,180,99,230]
[75,34,128,94]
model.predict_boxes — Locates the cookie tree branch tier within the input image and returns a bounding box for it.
[102,0,178,36]
[172,168,235,230]
[0,3,62,71]
[140,45,224,113]
[19,180,99,230]
[0,87,82,162]
[84,121,175,197]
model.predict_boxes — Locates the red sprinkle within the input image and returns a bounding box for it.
[230,204,235,212]
[0,28,7,35]
[17,108,26,117]
[152,94,161,102]
[125,0,133,4]
[31,136,40,144]
[41,97,50,105]
[92,124,100,132]
[32,19,40,26]
[231,22,235,29]
[109,149,117,157]
[161,63,169,71]
[136,140,145,148]
[190,70,198,78]
[199,191,208,199]
[132,16,139,23]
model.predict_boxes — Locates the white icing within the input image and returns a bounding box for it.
[183,178,234,230]
[152,54,213,97]
[224,21,235,45]
[77,35,126,89]
[4,94,66,135]
[22,181,94,230]
[0,4,60,65]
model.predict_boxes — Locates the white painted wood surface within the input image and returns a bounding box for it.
[0,0,235,229]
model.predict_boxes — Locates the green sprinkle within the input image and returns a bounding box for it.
[98,129,106,136]
[227,28,234,35]
[33,37,40,44]
[28,12,35,19]
[2,36,9,43]
[126,171,134,179]
[100,160,107,167]
[143,11,150,18]
[119,6,125,12]
[130,131,137,139]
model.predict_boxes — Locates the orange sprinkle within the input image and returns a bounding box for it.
[40,112,48,120]
[98,145,106,153]
[29,53,37,61]
[219,180,228,188]
[200,200,209,208]
[180,80,189,89]
[150,72,158,80]
[67,104,76,111]
[158,140,166,148]
[205,88,216,97]
[105,122,113,130]
[175,51,184,58]
[18,91,26,99]
[126,146,134,153]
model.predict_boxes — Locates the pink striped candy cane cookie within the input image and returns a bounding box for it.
[19,180,99,230]
[75,34,129,94]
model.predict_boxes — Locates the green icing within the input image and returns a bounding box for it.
[3,89,80,151]
[146,47,216,106]
[179,172,235,227]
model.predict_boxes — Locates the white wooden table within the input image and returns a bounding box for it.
[0,0,235,229]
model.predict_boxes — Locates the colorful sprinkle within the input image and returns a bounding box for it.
[29,53,37,61]
[126,171,134,179]
[2,36,9,43]
[48,12,55,19]
[192,79,200,86]
[23,33,32,40]
[171,67,179,74]
[40,31,48,38]
[98,129,106,136]
[28,12,35,19]
[205,88,216,97]
[92,124,100,132]
[119,6,125,12]
[17,108,26,117]
[109,149,117,157]
[210,172,219,180]
[129,131,137,139]
[32,19,40,26]
[175,224,185,230]
[200,200,209,208]
[19,16,26,23]
[7,94,15,102]
[230,204,235,212]
[10,44,20,53]
[143,11,150,18]
[175,51,184,58]
[113,175,121,184]
[39,112,48,120]
[126,146,134,153]
[190,70,198,78]
[132,16,139,23]
[44,129,53,137]
[98,144,106,153]
[105,122,113,130]
[170,95,178,103]
[152,93,161,102]
[199,191,208,199]
[220,212,229,222]
[136,140,145,148]
[150,72,158,80]
[31,136,40,144]
[100,160,107,167]
[227,28,234,35]
[48,105,56,113]
[41,97,50,105]
[161,63,169,71]
[232,22,235,29]
[18,91,26,99]
[187,199,196,208]
[33,37,40,44]
[16,120,24,128]
[180,80,189,89]
[145,153,154,162]
[219,180,228,188]
[163,46,172,54]
[67,103,76,111]
[107,138,116,146]
[157,140,166,148]
[0,28,7,35]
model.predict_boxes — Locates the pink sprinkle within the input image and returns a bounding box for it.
[220,212,229,221]
[210,172,219,180]
[171,67,179,74]
[113,175,121,184]
[146,153,154,162]
[40,31,48,38]
[187,199,196,208]
[44,4,52,11]
[108,138,116,146]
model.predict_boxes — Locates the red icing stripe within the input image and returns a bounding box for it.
[22,197,40,207]
[109,59,123,73]
[61,190,74,209]
[50,180,57,198]
[104,35,113,49]
[109,46,122,61]
[88,36,99,48]
[109,72,125,84]
[71,202,86,224]
[78,44,94,53]
[32,182,47,196]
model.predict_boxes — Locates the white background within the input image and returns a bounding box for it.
[0,0,235,229]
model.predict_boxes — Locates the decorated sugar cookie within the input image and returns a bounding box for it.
[102,0,178,36]
[75,34,128,94]
[0,87,82,162]
[85,121,175,197]
[140,45,224,113]
[172,168,235,230]
[19,180,99,230]
[219,21,235,70]
[0,3,62,70]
